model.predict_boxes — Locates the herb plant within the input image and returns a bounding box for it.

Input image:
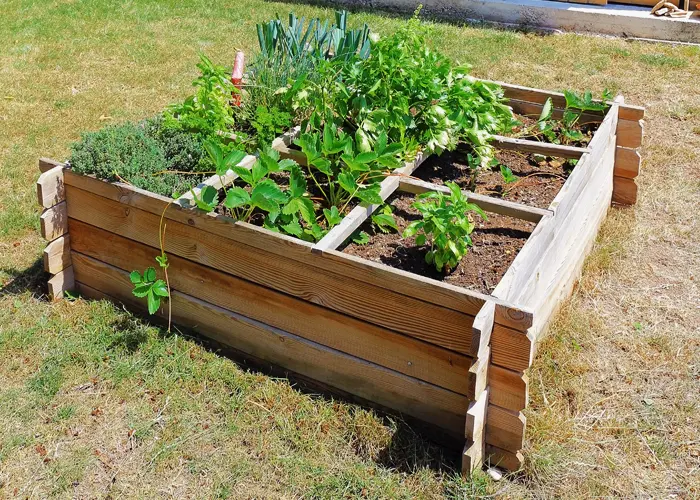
[403,182,487,272]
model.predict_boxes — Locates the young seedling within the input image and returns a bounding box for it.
[130,267,169,315]
[403,182,487,272]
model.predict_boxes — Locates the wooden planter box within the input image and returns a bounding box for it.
[37,81,644,473]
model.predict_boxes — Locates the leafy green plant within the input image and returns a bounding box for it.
[500,164,518,184]
[403,182,487,272]
[130,267,169,315]
[250,106,293,147]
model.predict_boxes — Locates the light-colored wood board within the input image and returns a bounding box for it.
[72,255,469,435]
[468,346,490,401]
[39,157,65,173]
[64,185,477,354]
[507,99,603,124]
[471,301,495,357]
[48,266,74,301]
[43,235,71,274]
[614,146,641,179]
[489,364,528,412]
[616,119,644,149]
[462,388,489,472]
[40,201,68,242]
[491,325,534,373]
[480,80,644,121]
[485,443,524,471]
[36,165,65,208]
[485,404,526,453]
[494,304,535,332]
[491,135,589,159]
[314,152,427,252]
[176,155,256,206]
[69,219,474,395]
[612,176,638,205]
[397,177,551,223]
[62,170,492,318]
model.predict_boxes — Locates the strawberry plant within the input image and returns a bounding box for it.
[403,182,487,272]
[130,267,169,315]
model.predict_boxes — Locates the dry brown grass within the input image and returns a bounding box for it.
[1,2,699,497]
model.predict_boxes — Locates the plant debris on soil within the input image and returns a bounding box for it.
[342,193,535,294]
[415,147,572,209]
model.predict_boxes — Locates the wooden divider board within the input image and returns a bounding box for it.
[68,218,475,395]
[72,253,469,435]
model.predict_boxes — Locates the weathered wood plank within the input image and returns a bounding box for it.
[397,177,551,223]
[64,184,477,354]
[614,146,641,179]
[43,235,71,274]
[612,176,638,205]
[468,346,490,401]
[39,158,65,173]
[491,135,589,159]
[506,99,603,125]
[491,325,534,373]
[69,218,474,394]
[489,365,528,412]
[36,165,65,208]
[62,170,491,318]
[48,266,74,301]
[485,404,526,453]
[72,254,469,435]
[485,444,524,471]
[40,201,68,242]
[616,119,644,149]
[471,301,495,358]
[462,388,489,473]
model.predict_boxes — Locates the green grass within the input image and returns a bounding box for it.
[1,1,699,497]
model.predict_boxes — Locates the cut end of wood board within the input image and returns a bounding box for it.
[614,146,641,179]
[37,165,65,208]
[43,235,71,274]
[612,176,638,205]
[494,303,534,332]
[485,404,526,453]
[48,266,75,301]
[40,201,68,242]
[489,364,528,413]
[485,443,524,471]
[39,158,65,173]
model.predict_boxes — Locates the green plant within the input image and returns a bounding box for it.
[250,105,292,147]
[403,182,487,272]
[500,164,518,184]
[130,267,169,315]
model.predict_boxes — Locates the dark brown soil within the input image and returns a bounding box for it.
[415,147,572,209]
[342,193,535,295]
[508,112,599,148]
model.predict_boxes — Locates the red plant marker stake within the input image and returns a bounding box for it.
[231,51,244,107]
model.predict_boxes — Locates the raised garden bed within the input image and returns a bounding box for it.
[37,81,643,473]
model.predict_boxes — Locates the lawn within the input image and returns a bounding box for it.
[1,0,699,497]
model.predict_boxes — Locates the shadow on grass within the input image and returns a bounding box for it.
[0,258,49,298]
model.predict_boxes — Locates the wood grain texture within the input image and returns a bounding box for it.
[62,170,490,318]
[397,177,551,223]
[462,388,488,473]
[36,165,65,208]
[489,364,528,412]
[64,185,476,354]
[494,304,534,332]
[468,346,490,401]
[491,325,534,373]
[39,157,64,173]
[69,218,474,394]
[176,155,256,207]
[506,99,602,125]
[72,254,469,435]
[614,146,641,179]
[43,235,71,274]
[40,201,68,242]
[485,404,526,453]
[616,119,644,149]
[48,266,74,301]
[485,444,524,471]
[491,135,589,159]
[612,176,638,205]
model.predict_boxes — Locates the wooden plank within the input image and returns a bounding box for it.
[72,254,469,435]
[485,444,523,471]
[176,155,256,207]
[616,119,644,149]
[462,388,489,473]
[64,184,477,354]
[40,201,68,242]
[491,325,534,373]
[397,177,551,223]
[614,146,641,179]
[489,365,528,412]
[69,218,474,394]
[507,99,602,125]
[485,404,526,453]
[468,346,490,400]
[62,170,491,318]
[314,152,428,252]
[492,135,589,159]
[481,80,644,121]
[471,301,495,357]
[39,158,65,173]
[47,266,74,301]
[494,304,534,332]
[43,235,71,274]
[612,176,638,205]
[36,165,65,208]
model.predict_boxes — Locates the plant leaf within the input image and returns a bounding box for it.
[224,187,251,209]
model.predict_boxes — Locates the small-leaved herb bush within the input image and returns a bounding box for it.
[403,182,487,273]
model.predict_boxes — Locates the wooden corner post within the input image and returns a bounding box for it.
[37,159,74,300]
[613,103,644,205]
